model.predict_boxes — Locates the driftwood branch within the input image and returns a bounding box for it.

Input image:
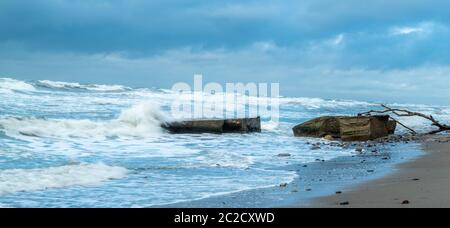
[359,104,450,135]
[388,116,417,135]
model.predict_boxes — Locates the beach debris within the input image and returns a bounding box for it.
[401,200,410,205]
[277,153,291,157]
[162,117,261,134]
[293,115,395,141]
[339,201,350,206]
[359,104,450,135]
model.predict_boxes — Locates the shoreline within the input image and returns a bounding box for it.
[161,139,423,208]
[309,135,450,208]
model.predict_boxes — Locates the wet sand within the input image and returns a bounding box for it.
[312,135,450,208]
[163,139,422,208]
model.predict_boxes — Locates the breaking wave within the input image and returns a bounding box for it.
[35,80,130,92]
[0,78,129,93]
[0,163,128,195]
[0,78,36,93]
[0,102,168,139]
[281,97,373,109]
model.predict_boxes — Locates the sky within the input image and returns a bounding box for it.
[1,0,450,104]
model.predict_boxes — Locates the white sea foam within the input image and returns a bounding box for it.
[0,102,168,139]
[0,203,11,208]
[0,78,36,93]
[0,163,128,194]
[36,80,130,92]
[261,121,280,131]
[281,97,373,109]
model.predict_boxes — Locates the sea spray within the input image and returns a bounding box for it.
[0,102,166,139]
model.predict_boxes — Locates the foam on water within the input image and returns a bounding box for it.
[0,102,167,139]
[35,80,130,92]
[281,97,373,109]
[0,163,128,194]
[0,78,36,93]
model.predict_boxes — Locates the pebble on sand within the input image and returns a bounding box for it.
[339,201,350,206]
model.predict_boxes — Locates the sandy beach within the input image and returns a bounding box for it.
[311,135,450,208]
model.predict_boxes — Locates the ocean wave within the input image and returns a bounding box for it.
[0,102,168,139]
[0,163,128,195]
[281,97,373,109]
[0,78,36,93]
[34,80,130,92]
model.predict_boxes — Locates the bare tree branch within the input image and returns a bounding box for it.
[359,104,450,135]
[389,116,417,135]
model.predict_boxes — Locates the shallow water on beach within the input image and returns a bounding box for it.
[0,78,448,207]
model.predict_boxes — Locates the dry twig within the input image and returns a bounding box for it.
[359,104,450,135]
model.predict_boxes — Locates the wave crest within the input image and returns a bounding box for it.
[0,163,127,194]
[0,78,36,93]
[35,80,130,92]
[0,102,167,139]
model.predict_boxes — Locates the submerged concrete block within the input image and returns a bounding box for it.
[162,117,261,134]
[387,120,397,135]
[292,116,341,138]
[339,115,389,141]
[293,115,395,141]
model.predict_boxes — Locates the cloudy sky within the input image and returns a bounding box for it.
[1,0,450,104]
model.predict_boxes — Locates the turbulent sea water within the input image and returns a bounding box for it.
[0,77,448,208]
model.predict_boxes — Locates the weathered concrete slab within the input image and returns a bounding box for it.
[293,115,395,141]
[162,117,261,134]
[292,116,342,138]
[387,120,397,135]
[339,115,389,141]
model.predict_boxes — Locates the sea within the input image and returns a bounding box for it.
[0,77,448,208]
